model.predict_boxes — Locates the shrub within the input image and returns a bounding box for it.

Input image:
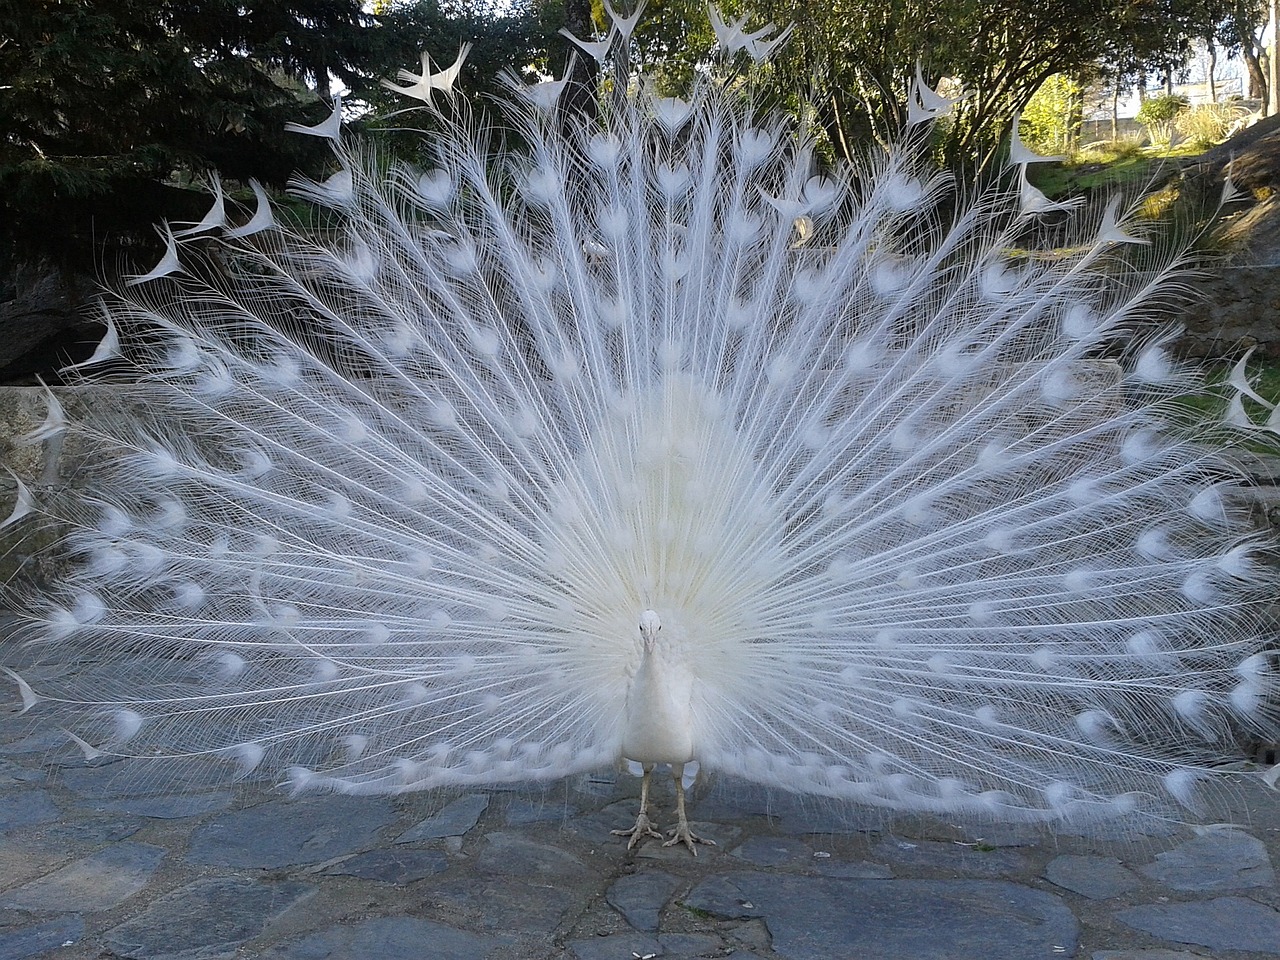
[1135,94,1190,127]
[1174,101,1251,149]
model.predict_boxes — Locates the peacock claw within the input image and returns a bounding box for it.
[611,812,663,850]
[664,823,716,855]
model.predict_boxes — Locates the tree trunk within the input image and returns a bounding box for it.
[314,60,332,101]
[1244,41,1266,101]
[1065,79,1080,153]
[1208,41,1217,101]
[1271,0,1280,114]
[829,95,854,165]
[1239,0,1269,100]
[555,0,599,122]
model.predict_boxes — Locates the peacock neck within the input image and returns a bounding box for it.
[620,610,696,765]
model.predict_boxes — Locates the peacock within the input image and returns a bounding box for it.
[3,7,1279,856]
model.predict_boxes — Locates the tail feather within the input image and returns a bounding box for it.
[3,81,1276,822]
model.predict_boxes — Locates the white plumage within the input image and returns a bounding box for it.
[4,34,1279,853]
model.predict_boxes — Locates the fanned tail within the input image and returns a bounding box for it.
[2,74,1276,824]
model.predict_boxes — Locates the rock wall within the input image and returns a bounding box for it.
[1177,263,1280,360]
[0,259,100,383]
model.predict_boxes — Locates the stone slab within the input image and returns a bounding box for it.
[605,870,680,932]
[1137,830,1274,890]
[187,796,396,868]
[396,793,489,842]
[91,792,234,819]
[0,842,164,913]
[1044,855,1142,900]
[102,878,315,960]
[730,836,813,867]
[0,915,85,960]
[568,932,723,960]
[37,814,141,846]
[873,836,1029,877]
[55,758,230,800]
[0,790,59,832]
[475,831,590,880]
[1115,896,1280,954]
[324,848,450,884]
[0,759,44,786]
[262,916,500,960]
[685,872,1078,960]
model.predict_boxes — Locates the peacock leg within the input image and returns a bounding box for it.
[663,762,715,855]
[611,762,663,850]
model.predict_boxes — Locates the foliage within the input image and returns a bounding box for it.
[1176,359,1280,455]
[0,0,548,272]
[1075,137,1148,164]
[1135,94,1190,127]
[1135,94,1189,149]
[1020,75,1083,157]
[633,0,1237,173]
[376,0,549,97]
[638,0,720,93]
[0,1,366,267]
[1105,1,1228,87]
[364,0,551,151]
[0,0,1249,275]
[1173,99,1249,148]
[1024,149,1152,200]
[1213,1,1267,101]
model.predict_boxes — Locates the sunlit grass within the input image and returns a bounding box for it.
[1026,141,1205,201]
[1172,359,1280,454]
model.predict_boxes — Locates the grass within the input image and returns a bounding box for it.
[1242,361,1280,400]
[1171,359,1280,454]
[1026,140,1205,201]
[679,902,715,919]
[1185,359,1280,406]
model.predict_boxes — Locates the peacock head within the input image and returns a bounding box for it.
[638,609,662,652]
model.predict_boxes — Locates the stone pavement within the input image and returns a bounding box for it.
[2,692,1279,960]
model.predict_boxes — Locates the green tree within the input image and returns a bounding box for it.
[1216,1,1269,102]
[368,0,551,124]
[0,1,374,266]
[1020,75,1083,157]
[613,0,718,92]
[643,0,1235,170]
[0,0,549,270]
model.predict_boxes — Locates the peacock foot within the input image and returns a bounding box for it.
[664,820,716,856]
[611,811,663,850]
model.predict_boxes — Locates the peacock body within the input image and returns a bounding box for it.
[4,20,1279,849]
